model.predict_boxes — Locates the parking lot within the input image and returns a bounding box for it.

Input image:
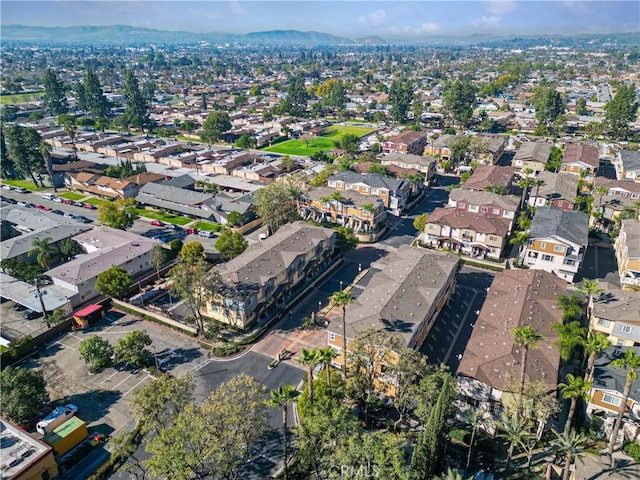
[21,310,209,436]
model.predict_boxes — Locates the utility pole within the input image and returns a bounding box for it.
[34,275,50,328]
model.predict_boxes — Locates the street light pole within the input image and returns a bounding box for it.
[152,346,160,372]
[34,276,50,328]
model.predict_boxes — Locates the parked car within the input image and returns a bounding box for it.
[12,303,27,311]
[17,201,29,207]
[2,197,17,204]
[2,184,14,190]
[83,203,97,210]
[165,223,181,230]
[62,199,74,205]
[73,201,84,207]
[18,406,54,432]
[35,204,52,211]
[15,187,28,193]
[150,220,165,226]
[186,228,198,235]
[63,212,75,218]
[72,215,92,223]
[23,309,42,319]
[51,209,65,216]
[52,197,63,203]
[198,230,214,238]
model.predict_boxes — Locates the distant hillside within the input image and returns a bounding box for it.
[1,25,355,46]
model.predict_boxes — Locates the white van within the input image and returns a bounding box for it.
[41,193,56,200]
[36,404,78,435]
[198,230,214,238]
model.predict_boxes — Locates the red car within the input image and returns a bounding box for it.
[35,204,52,211]
[150,220,165,227]
[62,199,74,205]
[83,203,97,210]
[186,228,198,235]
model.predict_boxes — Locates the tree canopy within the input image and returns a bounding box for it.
[443,79,477,127]
[215,229,248,259]
[0,366,50,423]
[97,197,137,230]
[604,84,639,140]
[254,182,299,233]
[96,266,132,299]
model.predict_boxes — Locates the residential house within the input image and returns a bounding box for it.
[328,171,410,216]
[299,186,387,237]
[615,150,640,183]
[589,282,640,347]
[382,129,428,155]
[381,152,438,186]
[327,245,458,392]
[65,172,139,199]
[0,418,59,480]
[560,143,600,183]
[615,219,640,290]
[47,227,159,304]
[513,141,552,173]
[586,346,640,443]
[527,171,579,211]
[461,165,517,193]
[473,135,507,165]
[521,206,589,282]
[448,188,519,230]
[592,178,640,230]
[135,182,217,220]
[424,207,511,259]
[204,222,336,329]
[424,133,455,160]
[457,269,566,419]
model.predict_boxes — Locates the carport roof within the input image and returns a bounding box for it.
[0,273,75,312]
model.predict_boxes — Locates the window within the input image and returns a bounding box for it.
[329,332,336,341]
[602,394,622,407]
[480,207,488,213]
[564,259,576,266]
[554,245,564,253]
[542,254,553,262]
[468,204,479,212]
[597,318,611,327]
[459,202,466,208]
[621,325,633,334]
[492,208,500,215]
[540,242,547,249]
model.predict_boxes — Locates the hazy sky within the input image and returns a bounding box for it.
[1,1,638,38]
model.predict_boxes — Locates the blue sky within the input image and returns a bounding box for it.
[1,1,638,38]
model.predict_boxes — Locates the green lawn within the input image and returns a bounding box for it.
[2,179,46,191]
[194,221,223,232]
[262,125,375,156]
[136,209,193,226]
[0,92,44,105]
[84,198,110,206]
[58,192,86,201]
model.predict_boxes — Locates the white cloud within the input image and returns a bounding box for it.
[484,0,517,15]
[358,9,386,27]
[418,22,441,34]
[388,22,441,35]
[228,0,247,16]
[472,16,502,27]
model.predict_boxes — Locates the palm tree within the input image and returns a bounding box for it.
[316,347,337,389]
[440,467,463,480]
[39,141,55,191]
[552,321,587,361]
[555,293,583,321]
[267,385,300,480]
[31,237,57,270]
[296,347,321,407]
[594,185,609,213]
[150,244,166,281]
[532,178,546,205]
[513,325,544,399]
[463,408,486,469]
[62,119,77,158]
[499,413,531,475]
[510,231,530,257]
[558,374,592,434]
[630,200,640,219]
[551,428,589,480]
[578,278,603,318]
[607,349,640,463]
[329,290,354,377]
[583,332,611,383]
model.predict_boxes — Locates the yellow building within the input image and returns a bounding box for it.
[327,246,458,396]
[204,222,337,329]
[0,418,59,480]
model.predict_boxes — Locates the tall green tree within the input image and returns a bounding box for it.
[201,111,231,144]
[39,140,56,192]
[215,229,248,259]
[499,413,532,475]
[97,197,137,230]
[297,348,322,408]
[83,66,108,118]
[254,182,299,233]
[150,244,167,281]
[42,68,68,115]
[584,332,611,383]
[552,321,587,361]
[281,76,308,116]
[96,266,132,299]
[443,79,477,127]
[558,374,591,434]
[607,348,640,463]
[5,125,46,186]
[604,85,639,140]
[30,236,58,270]
[578,278,603,317]
[532,86,565,130]
[78,335,114,373]
[329,290,354,378]
[114,330,153,368]
[513,325,544,399]
[179,241,204,263]
[388,79,413,124]
[124,69,149,132]
[317,347,337,389]
[552,429,589,480]
[0,367,50,424]
[268,384,300,480]
[73,82,87,113]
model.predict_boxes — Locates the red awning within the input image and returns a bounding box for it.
[74,304,103,318]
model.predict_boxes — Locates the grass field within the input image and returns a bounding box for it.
[136,209,192,226]
[194,221,223,232]
[59,192,86,201]
[0,92,44,105]
[2,179,46,191]
[84,198,109,206]
[262,124,375,156]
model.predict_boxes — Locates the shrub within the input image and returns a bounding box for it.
[624,441,640,462]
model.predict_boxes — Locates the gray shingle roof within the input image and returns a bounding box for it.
[449,188,519,211]
[535,171,579,202]
[621,149,640,171]
[529,206,588,246]
[592,346,640,403]
[329,171,406,192]
[514,141,552,163]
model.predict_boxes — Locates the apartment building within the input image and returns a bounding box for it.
[448,188,519,229]
[328,171,410,216]
[527,171,578,211]
[560,143,599,183]
[590,282,640,347]
[382,129,429,155]
[615,219,640,290]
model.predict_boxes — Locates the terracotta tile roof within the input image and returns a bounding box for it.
[457,269,567,393]
[463,165,516,191]
[388,129,426,144]
[562,143,599,169]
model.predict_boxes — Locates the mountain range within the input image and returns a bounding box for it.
[1,24,638,48]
